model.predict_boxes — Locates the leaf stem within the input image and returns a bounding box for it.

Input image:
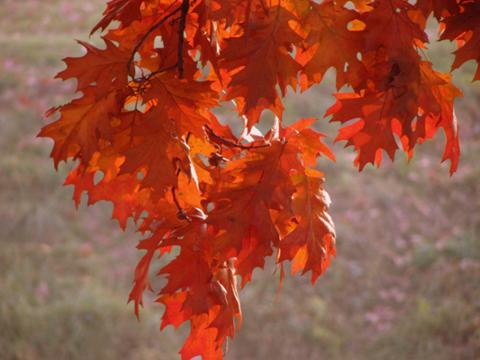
[171,186,191,222]
[126,5,183,76]
[177,0,190,78]
[204,124,271,150]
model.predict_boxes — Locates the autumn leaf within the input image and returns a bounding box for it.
[297,0,364,90]
[143,73,219,136]
[205,142,291,286]
[278,168,336,283]
[327,61,462,172]
[440,1,480,81]
[90,0,144,35]
[219,5,303,127]
[56,38,130,95]
[39,88,127,166]
[119,108,187,195]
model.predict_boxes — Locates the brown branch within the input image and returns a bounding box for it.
[132,63,178,84]
[171,186,191,222]
[171,130,192,221]
[204,124,271,150]
[126,4,182,76]
[175,131,192,176]
[177,0,190,78]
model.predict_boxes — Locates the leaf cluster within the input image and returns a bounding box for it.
[38,0,479,358]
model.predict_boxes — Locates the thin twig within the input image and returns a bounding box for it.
[175,132,192,176]
[171,186,191,222]
[171,130,192,221]
[126,5,182,76]
[204,124,271,150]
[177,0,190,78]
[131,63,178,84]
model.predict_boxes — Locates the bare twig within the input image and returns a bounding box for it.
[204,124,271,150]
[126,5,182,76]
[171,186,191,222]
[177,0,190,78]
[132,63,178,83]
[175,132,192,176]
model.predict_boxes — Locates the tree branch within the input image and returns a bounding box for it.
[204,124,271,150]
[127,4,182,76]
[171,186,191,222]
[177,0,190,78]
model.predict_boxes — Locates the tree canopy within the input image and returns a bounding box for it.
[39,0,479,358]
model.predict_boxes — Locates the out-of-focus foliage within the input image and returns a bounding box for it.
[0,1,479,359]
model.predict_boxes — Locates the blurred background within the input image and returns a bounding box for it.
[1,1,479,359]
